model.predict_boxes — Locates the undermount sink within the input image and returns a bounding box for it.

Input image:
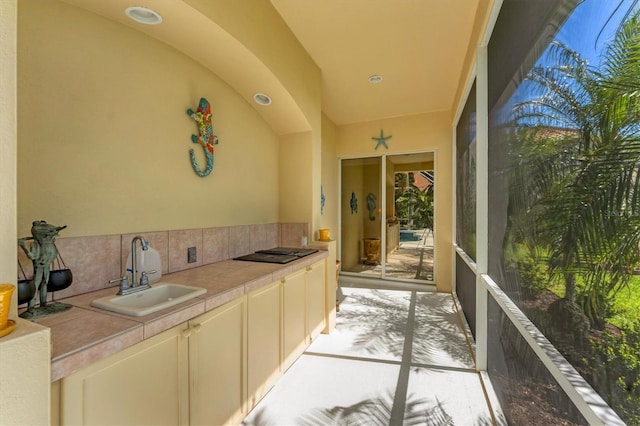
[91,283,207,317]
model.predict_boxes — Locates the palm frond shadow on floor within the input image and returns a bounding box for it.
[411,294,475,366]
[338,290,474,366]
[338,290,411,358]
[241,289,491,426]
[295,391,454,426]
[242,390,494,426]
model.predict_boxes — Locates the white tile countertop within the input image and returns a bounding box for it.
[35,251,328,381]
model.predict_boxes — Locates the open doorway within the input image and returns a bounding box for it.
[339,152,435,284]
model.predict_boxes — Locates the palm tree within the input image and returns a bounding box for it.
[395,177,433,230]
[510,8,640,327]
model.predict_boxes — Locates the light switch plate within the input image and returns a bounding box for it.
[188,246,197,263]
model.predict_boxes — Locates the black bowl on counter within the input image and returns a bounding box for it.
[47,268,73,292]
[18,279,36,305]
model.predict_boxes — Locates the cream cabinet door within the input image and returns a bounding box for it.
[282,268,307,371]
[188,296,246,426]
[306,260,326,341]
[247,280,282,408]
[61,325,189,426]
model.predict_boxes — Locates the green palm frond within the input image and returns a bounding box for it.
[508,8,640,326]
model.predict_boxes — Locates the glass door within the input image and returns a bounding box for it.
[385,153,435,281]
[340,157,382,278]
[340,152,435,283]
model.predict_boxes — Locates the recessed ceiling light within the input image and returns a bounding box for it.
[253,93,272,106]
[125,6,163,25]
[368,75,383,84]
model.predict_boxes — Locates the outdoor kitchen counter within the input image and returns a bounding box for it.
[36,250,328,381]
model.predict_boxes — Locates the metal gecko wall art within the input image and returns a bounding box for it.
[350,192,358,214]
[186,97,219,177]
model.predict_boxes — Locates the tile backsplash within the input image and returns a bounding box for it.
[16,222,307,306]
[280,223,308,247]
[228,225,252,259]
[203,227,229,265]
[168,228,204,273]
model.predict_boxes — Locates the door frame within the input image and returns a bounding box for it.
[338,150,436,285]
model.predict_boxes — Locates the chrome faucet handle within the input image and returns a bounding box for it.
[109,276,130,295]
[139,271,156,287]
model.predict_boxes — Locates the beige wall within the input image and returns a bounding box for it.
[340,159,382,271]
[1,4,50,425]
[336,112,454,292]
[183,0,324,236]
[340,157,384,270]
[340,161,365,269]
[363,164,382,240]
[18,1,282,238]
[320,114,338,241]
[278,132,313,229]
[0,320,50,425]
[1,0,18,317]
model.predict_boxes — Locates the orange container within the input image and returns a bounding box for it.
[0,284,15,329]
[319,229,331,241]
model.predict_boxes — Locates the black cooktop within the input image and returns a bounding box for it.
[233,252,299,264]
[234,247,318,264]
[256,247,318,257]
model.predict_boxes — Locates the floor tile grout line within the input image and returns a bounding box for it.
[409,362,481,374]
[303,350,403,366]
[303,351,478,374]
[389,290,418,425]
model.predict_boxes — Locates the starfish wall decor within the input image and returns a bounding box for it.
[372,129,392,150]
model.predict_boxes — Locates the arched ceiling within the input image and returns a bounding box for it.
[59,0,311,136]
[58,0,483,130]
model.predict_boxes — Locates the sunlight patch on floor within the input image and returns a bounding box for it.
[242,287,496,425]
[243,355,401,425]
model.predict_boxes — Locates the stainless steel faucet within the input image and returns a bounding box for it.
[109,235,155,295]
[130,235,148,288]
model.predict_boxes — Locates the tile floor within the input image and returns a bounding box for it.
[242,286,500,425]
[343,229,434,281]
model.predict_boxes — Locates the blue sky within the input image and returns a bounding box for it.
[505,0,638,125]
[555,0,636,67]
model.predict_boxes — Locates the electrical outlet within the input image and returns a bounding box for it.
[188,246,197,263]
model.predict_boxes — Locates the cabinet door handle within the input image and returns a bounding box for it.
[181,328,192,338]
[306,266,313,272]
[192,323,202,333]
